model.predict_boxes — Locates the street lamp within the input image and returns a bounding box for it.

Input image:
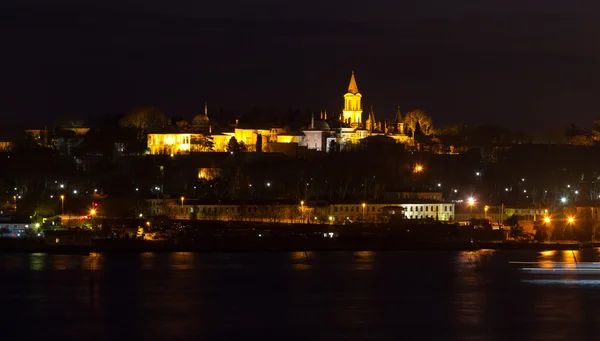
[414,164,423,174]
[362,203,366,221]
[13,195,16,210]
[60,195,65,215]
[544,216,551,224]
[568,216,574,224]
[300,200,305,223]
[467,197,475,216]
[180,196,185,208]
[484,205,489,218]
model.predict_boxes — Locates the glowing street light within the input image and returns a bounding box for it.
[362,203,366,221]
[414,164,423,173]
[180,196,185,208]
[544,217,551,224]
[90,209,96,217]
[560,197,567,204]
[568,217,575,224]
[484,205,489,218]
[468,197,475,206]
[60,195,65,215]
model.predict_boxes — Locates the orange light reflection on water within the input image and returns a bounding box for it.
[289,251,313,270]
[353,251,375,270]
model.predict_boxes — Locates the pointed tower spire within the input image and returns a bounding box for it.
[311,113,315,129]
[370,105,375,122]
[395,105,402,122]
[347,71,359,94]
[204,101,208,116]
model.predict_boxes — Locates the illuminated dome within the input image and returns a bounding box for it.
[192,114,210,126]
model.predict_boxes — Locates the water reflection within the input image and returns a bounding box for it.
[289,251,312,270]
[453,251,487,329]
[29,253,46,271]
[5,251,600,340]
[168,252,196,270]
[352,251,375,270]
[561,250,580,267]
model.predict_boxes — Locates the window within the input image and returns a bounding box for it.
[444,206,447,212]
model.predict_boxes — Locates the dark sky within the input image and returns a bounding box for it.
[1,0,599,129]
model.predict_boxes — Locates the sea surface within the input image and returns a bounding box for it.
[1,249,600,341]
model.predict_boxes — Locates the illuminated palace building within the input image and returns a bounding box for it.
[146,72,410,155]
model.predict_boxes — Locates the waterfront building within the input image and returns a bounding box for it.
[146,199,455,223]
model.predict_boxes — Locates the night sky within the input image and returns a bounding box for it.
[1,0,599,129]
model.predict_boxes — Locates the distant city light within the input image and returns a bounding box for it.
[467,197,475,206]
[521,178,525,182]
[575,190,579,195]
[523,190,526,193]
[266,182,271,187]
[94,189,97,192]
[453,189,457,193]
[544,217,551,224]
[437,183,441,187]
[475,172,480,176]
[567,185,571,188]
[73,190,78,194]
[505,188,509,192]
[59,184,64,188]
[568,217,575,224]
[561,197,567,203]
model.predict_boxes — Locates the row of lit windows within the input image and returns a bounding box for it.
[406,205,453,212]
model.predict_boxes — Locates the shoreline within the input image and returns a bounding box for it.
[0,239,583,253]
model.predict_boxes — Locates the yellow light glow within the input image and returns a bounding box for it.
[568,217,574,224]
[300,201,304,206]
[467,197,475,206]
[60,195,65,200]
[544,217,551,224]
[362,203,366,207]
[90,209,96,216]
[414,164,423,173]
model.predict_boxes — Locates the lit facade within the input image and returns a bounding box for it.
[342,71,363,126]
[148,133,194,155]
[147,199,455,222]
[144,72,412,155]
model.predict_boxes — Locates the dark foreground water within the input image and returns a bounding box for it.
[1,250,600,340]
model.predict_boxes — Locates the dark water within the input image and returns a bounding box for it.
[1,250,600,341]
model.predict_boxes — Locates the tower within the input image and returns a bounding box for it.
[366,106,376,132]
[342,71,363,127]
